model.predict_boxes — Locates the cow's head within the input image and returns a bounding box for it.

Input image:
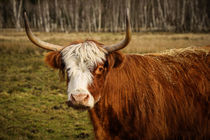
[24,10,131,110]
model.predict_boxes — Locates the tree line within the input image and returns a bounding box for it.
[0,0,210,32]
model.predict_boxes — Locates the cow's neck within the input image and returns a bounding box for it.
[88,108,109,140]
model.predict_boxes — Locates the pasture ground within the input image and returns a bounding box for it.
[0,29,210,139]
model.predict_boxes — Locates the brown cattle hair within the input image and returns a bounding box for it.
[45,51,62,69]
[45,51,65,80]
[89,46,210,139]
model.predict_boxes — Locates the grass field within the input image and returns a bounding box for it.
[0,29,210,139]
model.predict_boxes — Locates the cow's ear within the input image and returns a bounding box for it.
[45,51,63,69]
[107,51,125,69]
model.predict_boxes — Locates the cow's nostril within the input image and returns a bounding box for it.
[84,94,89,101]
[71,94,76,101]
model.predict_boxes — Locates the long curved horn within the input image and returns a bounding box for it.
[23,12,63,51]
[103,9,131,52]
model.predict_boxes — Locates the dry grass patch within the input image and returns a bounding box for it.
[1,30,210,54]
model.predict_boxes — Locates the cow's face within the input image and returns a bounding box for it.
[45,41,124,109]
[61,41,107,109]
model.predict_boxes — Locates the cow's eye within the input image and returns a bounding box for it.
[99,67,103,71]
[95,65,104,75]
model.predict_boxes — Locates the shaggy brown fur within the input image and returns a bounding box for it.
[45,46,210,140]
[45,51,66,80]
[88,47,210,140]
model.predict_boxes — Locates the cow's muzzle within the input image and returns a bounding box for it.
[66,93,93,109]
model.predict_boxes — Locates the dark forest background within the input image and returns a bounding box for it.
[0,0,210,32]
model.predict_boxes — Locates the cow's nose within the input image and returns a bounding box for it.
[71,93,89,103]
[67,93,91,109]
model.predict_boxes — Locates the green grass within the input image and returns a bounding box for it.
[0,29,210,139]
[0,92,92,139]
[0,52,93,140]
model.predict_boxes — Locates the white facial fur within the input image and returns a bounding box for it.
[61,41,106,108]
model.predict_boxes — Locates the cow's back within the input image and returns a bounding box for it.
[127,46,210,139]
[142,46,210,139]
